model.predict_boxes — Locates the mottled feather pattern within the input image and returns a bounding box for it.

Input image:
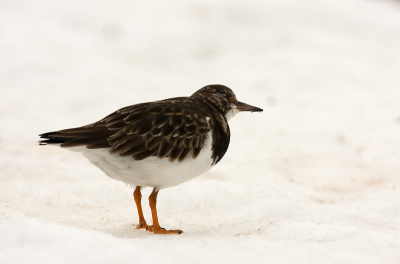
[39,96,226,164]
[37,84,261,166]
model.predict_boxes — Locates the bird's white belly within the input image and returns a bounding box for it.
[68,131,214,189]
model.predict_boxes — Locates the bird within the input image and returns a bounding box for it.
[39,84,263,234]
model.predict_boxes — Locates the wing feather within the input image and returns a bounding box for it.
[39,98,213,163]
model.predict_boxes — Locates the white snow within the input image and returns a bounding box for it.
[1,0,400,263]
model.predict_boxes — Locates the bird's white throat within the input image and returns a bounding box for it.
[225,104,240,122]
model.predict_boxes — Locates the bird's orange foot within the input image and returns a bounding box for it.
[146,225,183,235]
[135,220,149,230]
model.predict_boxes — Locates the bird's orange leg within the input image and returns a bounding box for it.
[133,186,149,229]
[146,188,183,235]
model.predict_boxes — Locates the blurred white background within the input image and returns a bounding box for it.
[1,0,400,263]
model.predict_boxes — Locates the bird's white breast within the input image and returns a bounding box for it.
[68,131,214,190]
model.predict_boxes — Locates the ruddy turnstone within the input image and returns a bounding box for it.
[39,84,263,234]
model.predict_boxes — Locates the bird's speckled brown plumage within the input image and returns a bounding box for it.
[39,85,260,165]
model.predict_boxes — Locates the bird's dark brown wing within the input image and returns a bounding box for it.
[39,99,213,163]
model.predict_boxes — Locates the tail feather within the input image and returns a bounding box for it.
[39,126,114,149]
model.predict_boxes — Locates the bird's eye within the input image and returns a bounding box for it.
[217,89,227,95]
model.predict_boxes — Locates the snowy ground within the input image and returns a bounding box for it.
[1,0,400,263]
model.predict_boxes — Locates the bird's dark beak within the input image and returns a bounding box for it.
[235,101,263,112]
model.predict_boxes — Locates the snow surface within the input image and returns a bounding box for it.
[1,0,400,263]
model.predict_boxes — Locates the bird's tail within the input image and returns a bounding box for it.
[38,126,113,149]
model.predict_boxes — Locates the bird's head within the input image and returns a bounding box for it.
[191,84,263,121]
